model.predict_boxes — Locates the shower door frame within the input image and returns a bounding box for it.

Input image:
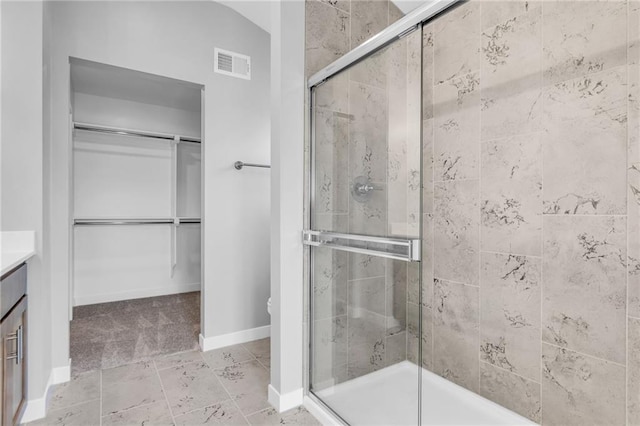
[304,0,461,424]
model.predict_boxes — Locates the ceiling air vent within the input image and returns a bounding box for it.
[214,48,251,80]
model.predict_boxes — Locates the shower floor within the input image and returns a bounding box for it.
[316,361,535,425]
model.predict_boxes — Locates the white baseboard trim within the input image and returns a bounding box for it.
[268,385,304,413]
[20,362,71,423]
[303,395,342,425]
[51,362,71,385]
[199,325,270,352]
[74,283,201,306]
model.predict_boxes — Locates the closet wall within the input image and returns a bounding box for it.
[71,60,202,305]
[47,0,271,374]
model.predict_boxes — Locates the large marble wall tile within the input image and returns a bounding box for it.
[313,247,348,320]
[318,0,349,14]
[422,119,434,214]
[480,3,542,141]
[313,213,348,233]
[433,279,479,392]
[544,67,627,124]
[388,1,404,25]
[543,0,627,85]
[406,301,433,370]
[542,344,626,426]
[350,0,389,49]
[407,260,420,306]
[314,73,349,114]
[385,331,406,365]
[349,276,386,316]
[311,316,348,389]
[434,180,480,286]
[433,2,480,84]
[542,216,626,364]
[423,24,434,120]
[481,133,542,256]
[347,340,386,379]
[314,108,349,215]
[348,81,388,183]
[433,72,480,181]
[480,253,540,381]
[405,31,423,237]
[349,253,385,280]
[305,0,350,77]
[385,259,407,335]
[350,50,388,89]
[543,68,627,215]
[349,183,388,235]
[479,362,541,423]
[387,39,408,235]
[629,317,640,425]
[348,308,386,349]
[347,307,387,379]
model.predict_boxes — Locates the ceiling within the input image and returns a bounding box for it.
[217,0,428,34]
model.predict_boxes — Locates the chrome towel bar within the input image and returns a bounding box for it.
[234,161,270,170]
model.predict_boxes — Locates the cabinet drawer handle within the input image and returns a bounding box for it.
[17,325,23,364]
[5,327,22,364]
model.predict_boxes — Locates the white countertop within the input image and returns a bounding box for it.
[1,231,36,276]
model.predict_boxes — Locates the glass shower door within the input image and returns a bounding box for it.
[306,28,423,425]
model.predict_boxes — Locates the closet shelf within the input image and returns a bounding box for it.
[73,122,201,144]
[74,218,201,226]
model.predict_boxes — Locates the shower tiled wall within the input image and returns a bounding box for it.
[306,0,423,388]
[422,0,640,424]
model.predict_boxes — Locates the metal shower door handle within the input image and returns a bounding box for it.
[302,230,420,262]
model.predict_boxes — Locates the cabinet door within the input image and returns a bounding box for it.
[2,297,26,426]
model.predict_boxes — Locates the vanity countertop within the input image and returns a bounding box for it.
[1,231,36,276]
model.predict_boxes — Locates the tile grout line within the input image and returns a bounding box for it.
[626,1,631,425]
[205,356,254,421]
[540,2,545,420]
[312,0,350,16]
[152,359,178,425]
[478,0,483,396]
[478,359,541,386]
[480,249,542,260]
[542,341,627,368]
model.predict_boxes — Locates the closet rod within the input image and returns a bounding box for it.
[74,218,201,225]
[73,122,201,144]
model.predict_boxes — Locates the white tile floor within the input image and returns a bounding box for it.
[27,338,320,426]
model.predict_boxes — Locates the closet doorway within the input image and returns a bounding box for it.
[69,59,204,373]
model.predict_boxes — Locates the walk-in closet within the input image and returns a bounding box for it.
[69,59,203,372]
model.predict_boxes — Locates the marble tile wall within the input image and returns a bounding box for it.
[423,0,640,424]
[308,0,640,423]
[306,0,423,390]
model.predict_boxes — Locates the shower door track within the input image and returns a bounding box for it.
[307,0,461,88]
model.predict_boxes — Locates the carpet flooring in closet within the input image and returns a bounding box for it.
[70,291,200,373]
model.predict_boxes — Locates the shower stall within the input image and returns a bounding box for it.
[304,0,639,424]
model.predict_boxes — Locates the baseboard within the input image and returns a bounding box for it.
[20,362,71,423]
[51,362,71,385]
[268,384,304,413]
[74,283,201,306]
[303,395,343,425]
[199,325,270,352]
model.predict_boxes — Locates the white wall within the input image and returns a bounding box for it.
[47,1,271,372]
[269,0,305,411]
[1,0,53,403]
